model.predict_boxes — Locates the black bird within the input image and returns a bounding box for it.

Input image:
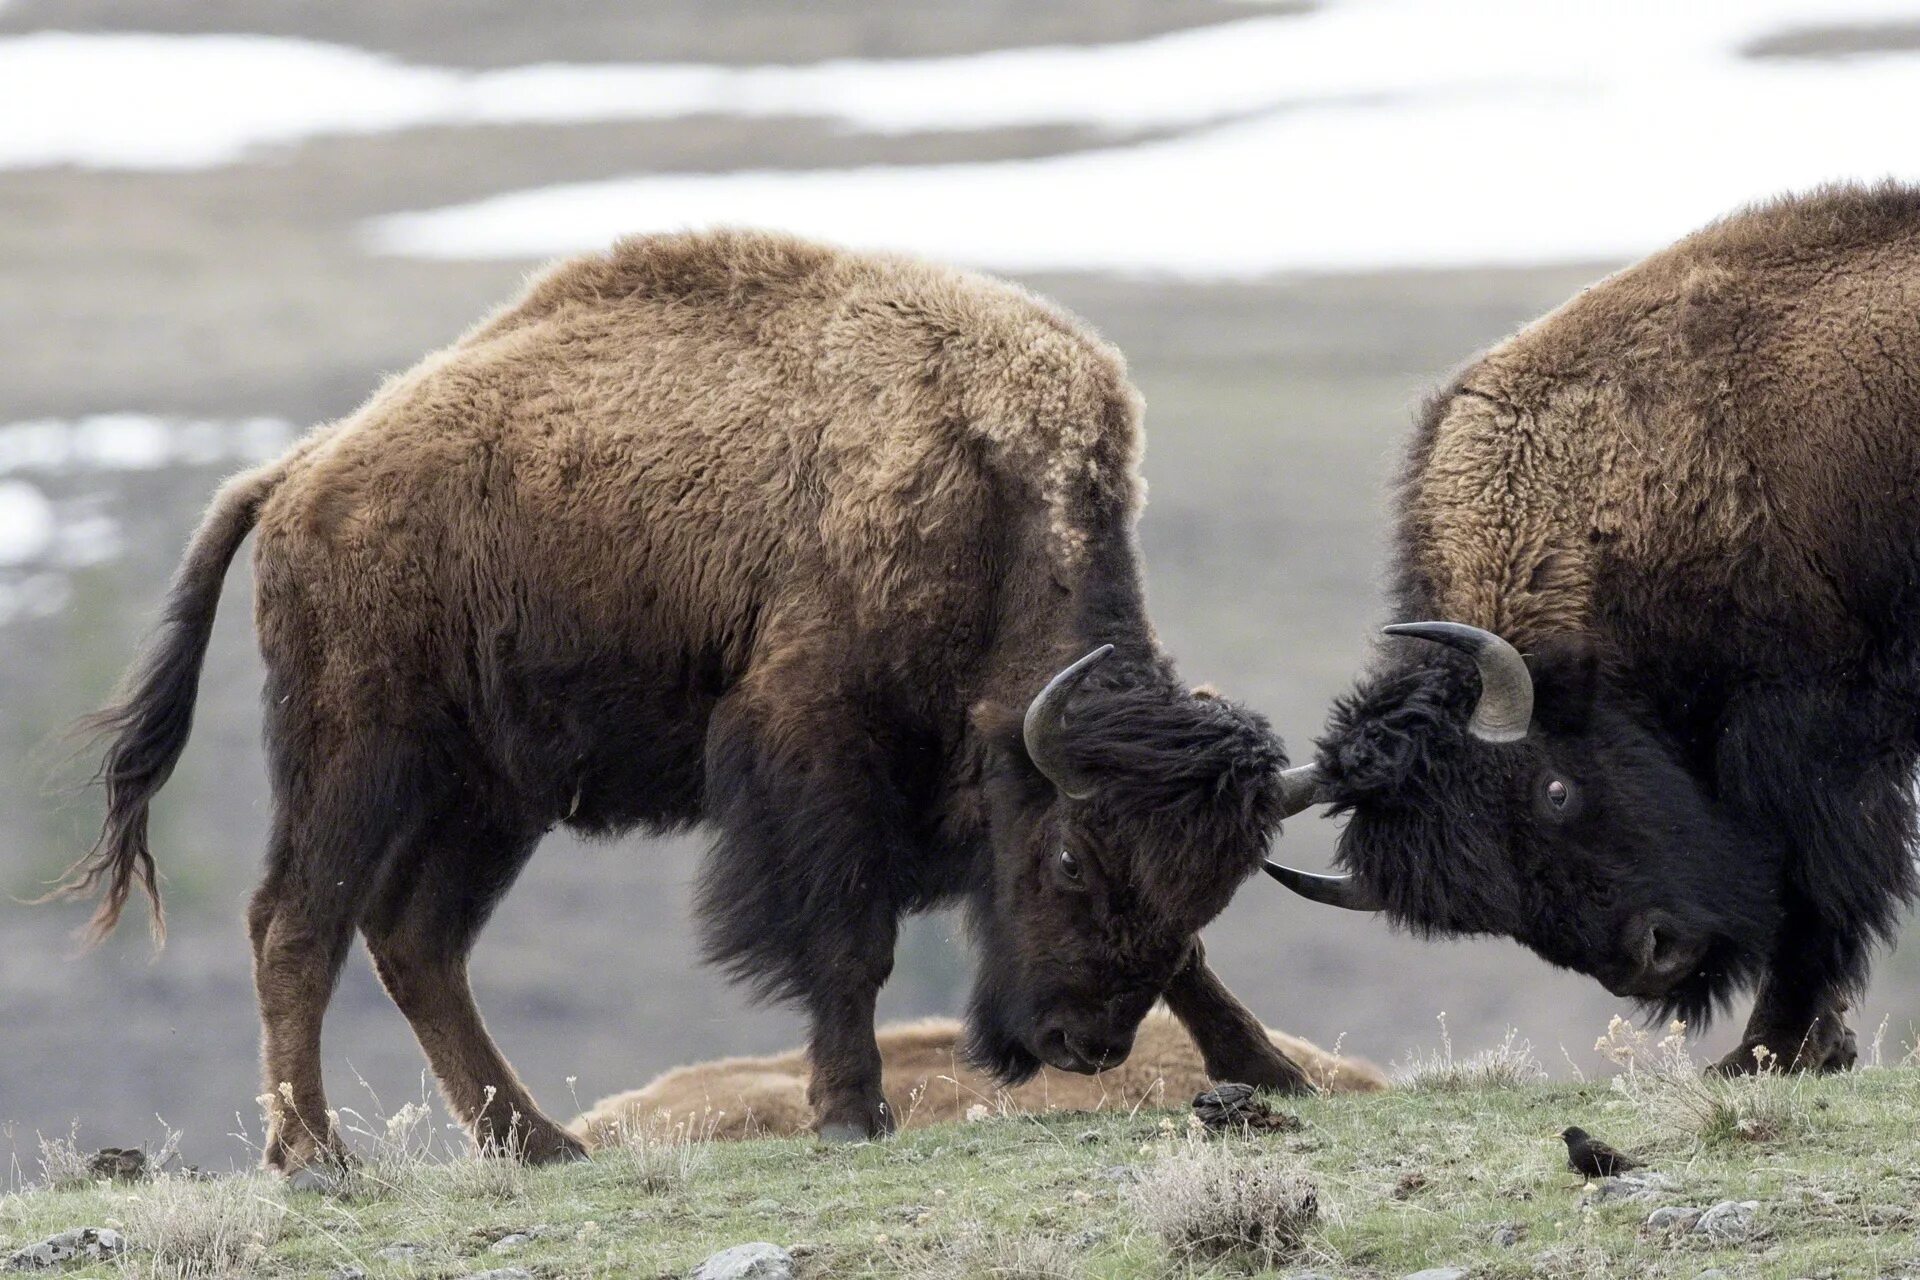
[1560,1126,1643,1177]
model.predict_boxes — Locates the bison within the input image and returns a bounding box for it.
[570,1008,1385,1146]
[57,229,1308,1180]
[1267,184,1920,1073]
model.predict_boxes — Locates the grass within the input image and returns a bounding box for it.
[6,1052,1920,1279]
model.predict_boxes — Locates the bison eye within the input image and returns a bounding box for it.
[1057,847,1083,883]
[1545,778,1571,810]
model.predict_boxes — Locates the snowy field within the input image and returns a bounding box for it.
[4,0,1918,274]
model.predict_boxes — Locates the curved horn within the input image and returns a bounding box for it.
[1383,621,1534,743]
[1277,762,1327,818]
[1021,644,1114,800]
[1262,861,1385,912]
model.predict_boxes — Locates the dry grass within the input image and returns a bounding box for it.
[1595,1015,1812,1148]
[110,1173,286,1278]
[34,1126,92,1192]
[1126,1140,1319,1269]
[1394,1015,1547,1093]
[892,1220,1088,1280]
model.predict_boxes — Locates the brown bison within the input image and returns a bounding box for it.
[59,230,1307,1180]
[1268,184,1920,1073]
[570,1007,1385,1145]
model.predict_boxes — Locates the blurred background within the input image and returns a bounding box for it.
[5,0,1920,1166]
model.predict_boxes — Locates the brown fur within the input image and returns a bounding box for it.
[571,1008,1385,1145]
[1354,183,1920,1064]
[63,229,1304,1173]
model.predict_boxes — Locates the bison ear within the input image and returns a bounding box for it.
[969,701,1049,791]
[1527,633,1603,732]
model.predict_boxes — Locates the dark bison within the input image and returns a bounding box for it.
[57,230,1305,1178]
[1268,184,1920,1073]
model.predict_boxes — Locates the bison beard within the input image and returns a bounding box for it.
[51,229,1307,1176]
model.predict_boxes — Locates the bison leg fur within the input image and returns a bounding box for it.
[1161,942,1311,1094]
[361,812,585,1164]
[697,680,912,1142]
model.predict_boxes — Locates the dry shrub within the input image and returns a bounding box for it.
[36,1126,92,1192]
[1127,1142,1318,1269]
[1597,1015,1809,1146]
[1395,1015,1546,1093]
[891,1221,1086,1280]
[595,1111,714,1196]
[114,1173,286,1277]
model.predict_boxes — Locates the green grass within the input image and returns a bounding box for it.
[6,1063,1920,1279]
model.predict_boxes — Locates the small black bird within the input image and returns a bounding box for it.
[1560,1126,1643,1177]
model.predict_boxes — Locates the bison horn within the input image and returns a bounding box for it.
[1383,621,1534,743]
[1022,644,1114,801]
[1262,860,1385,912]
[1277,761,1327,818]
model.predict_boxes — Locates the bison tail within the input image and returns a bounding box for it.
[45,461,287,946]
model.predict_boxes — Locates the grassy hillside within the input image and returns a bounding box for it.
[5,1027,1918,1279]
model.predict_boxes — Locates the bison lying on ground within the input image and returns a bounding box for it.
[1269,183,1920,1072]
[571,1008,1385,1145]
[59,229,1306,1180]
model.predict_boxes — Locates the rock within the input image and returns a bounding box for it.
[1488,1222,1523,1247]
[689,1242,795,1280]
[3,1228,127,1270]
[1097,1165,1139,1183]
[1587,1170,1674,1203]
[456,1271,533,1280]
[375,1242,424,1261]
[1191,1083,1300,1133]
[86,1147,146,1182]
[329,1268,367,1280]
[1693,1200,1760,1244]
[1403,1269,1469,1280]
[489,1233,532,1254]
[1693,1271,1730,1280]
[1645,1206,1703,1232]
[1077,1129,1101,1144]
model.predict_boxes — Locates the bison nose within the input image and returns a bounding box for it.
[1619,912,1707,997]
[1035,1022,1134,1075]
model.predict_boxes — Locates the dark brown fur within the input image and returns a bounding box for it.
[1320,184,1920,1071]
[58,230,1304,1174]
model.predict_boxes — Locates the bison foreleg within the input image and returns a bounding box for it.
[1162,942,1311,1094]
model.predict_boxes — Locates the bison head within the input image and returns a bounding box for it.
[1267,623,1780,1026]
[965,646,1287,1081]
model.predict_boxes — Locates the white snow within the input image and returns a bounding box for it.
[3,1,1913,167]
[0,481,56,566]
[0,415,296,477]
[362,0,1920,275]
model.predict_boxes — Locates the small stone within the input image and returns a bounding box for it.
[329,1268,367,1280]
[1098,1165,1139,1183]
[1693,1271,1730,1280]
[375,1242,424,1261]
[3,1228,127,1270]
[1077,1129,1101,1144]
[1693,1200,1760,1244]
[86,1148,147,1182]
[1588,1170,1674,1203]
[1402,1268,1468,1280]
[457,1271,533,1280]
[1646,1205,1703,1232]
[489,1233,532,1254]
[1191,1083,1299,1133]
[690,1241,795,1280]
[1488,1222,1523,1247]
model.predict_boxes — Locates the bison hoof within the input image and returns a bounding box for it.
[519,1127,591,1165]
[284,1163,343,1195]
[1711,1014,1857,1076]
[814,1095,894,1143]
[1210,1050,1312,1096]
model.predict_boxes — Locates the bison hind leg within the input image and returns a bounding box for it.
[359,805,585,1164]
